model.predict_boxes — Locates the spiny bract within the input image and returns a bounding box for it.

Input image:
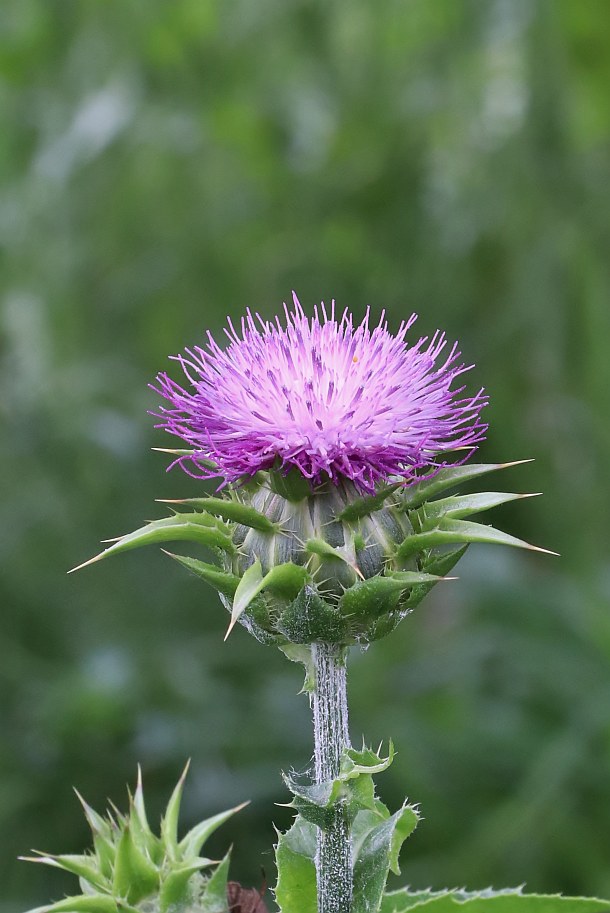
[74,461,551,647]
[21,765,246,913]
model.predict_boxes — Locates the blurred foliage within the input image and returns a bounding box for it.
[2,0,610,910]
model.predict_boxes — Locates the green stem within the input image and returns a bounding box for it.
[312,642,352,913]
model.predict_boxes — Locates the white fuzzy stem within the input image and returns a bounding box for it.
[312,642,352,913]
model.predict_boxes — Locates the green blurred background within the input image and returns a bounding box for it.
[2,0,610,909]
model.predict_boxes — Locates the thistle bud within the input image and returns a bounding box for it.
[21,766,246,913]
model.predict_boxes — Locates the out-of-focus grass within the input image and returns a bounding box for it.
[2,1,610,909]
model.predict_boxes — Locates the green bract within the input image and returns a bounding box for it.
[73,460,552,647]
[21,766,245,913]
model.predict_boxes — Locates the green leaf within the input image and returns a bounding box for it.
[338,574,442,622]
[226,561,310,639]
[162,552,240,597]
[226,559,264,638]
[384,571,450,586]
[277,586,349,644]
[388,807,419,876]
[179,802,248,859]
[21,855,107,892]
[306,537,361,573]
[73,792,112,840]
[269,466,312,501]
[341,743,395,780]
[159,497,277,532]
[160,761,190,860]
[131,766,151,835]
[35,897,122,913]
[128,769,160,861]
[352,804,419,913]
[263,562,310,597]
[421,544,469,577]
[112,825,159,904]
[71,514,235,572]
[397,518,556,561]
[199,852,232,913]
[400,461,534,509]
[274,816,317,913]
[379,888,610,912]
[225,558,309,640]
[277,643,315,692]
[282,775,345,828]
[418,491,540,526]
[284,744,396,827]
[159,859,215,912]
[338,484,402,521]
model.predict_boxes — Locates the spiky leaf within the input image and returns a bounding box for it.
[226,559,264,637]
[226,560,310,639]
[284,743,397,827]
[306,537,361,575]
[112,826,159,903]
[33,897,131,913]
[339,573,443,622]
[338,484,402,521]
[160,762,189,859]
[163,552,240,597]
[397,518,555,560]
[277,643,316,692]
[379,888,610,912]
[277,586,348,644]
[421,544,469,577]
[274,816,317,913]
[179,803,249,859]
[418,491,539,525]
[198,852,232,913]
[400,461,533,509]
[352,804,419,913]
[22,855,106,892]
[160,497,277,532]
[71,514,235,572]
[158,859,214,911]
[23,768,245,913]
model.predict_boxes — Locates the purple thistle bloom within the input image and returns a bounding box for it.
[152,295,488,491]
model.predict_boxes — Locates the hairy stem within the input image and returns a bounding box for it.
[312,642,352,913]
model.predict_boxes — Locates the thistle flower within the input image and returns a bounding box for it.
[152,295,488,492]
[75,298,551,647]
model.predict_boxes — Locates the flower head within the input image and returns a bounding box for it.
[153,295,488,490]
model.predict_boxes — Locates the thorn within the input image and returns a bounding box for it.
[155,498,187,504]
[224,617,239,641]
[518,492,543,498]
[500,458,535,468]
[67,552,105,574]
[527,544,560,556]
[107,798,122,819]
